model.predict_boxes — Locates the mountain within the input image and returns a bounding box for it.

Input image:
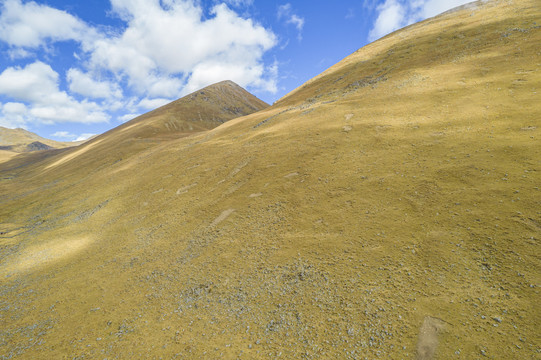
[1,1,540,359]
[118,80,269,138]
[0,126,80,163]
[0,126,61,150]
[0,80,269,181]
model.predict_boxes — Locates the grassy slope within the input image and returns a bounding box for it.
[0,80,269,194]
[1,0,540,359]
[0,126,77,150]
[0,127,82,163]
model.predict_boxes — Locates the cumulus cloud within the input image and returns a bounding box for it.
[52,131,75,139]
[7,47,32,59]
[0,61,59,103]
[0,0,96,48]
[277,3,305,41]
[75,133,96,141]
[28,103,108,124]
[183,56,277,95]
[51,131,95,141]
[0,102,27,128]
[67,69,123,99]
[368,0,406,41]
[118,113,140,123]
[368,0,475,41]
[86,1,277,96]
[0,61,109,126]
[137,97,171,111]
[223,0,254,7]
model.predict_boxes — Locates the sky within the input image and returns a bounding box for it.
[0,0,475,141]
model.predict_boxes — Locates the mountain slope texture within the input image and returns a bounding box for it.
[1,0,540,359]
[0,127,81,163]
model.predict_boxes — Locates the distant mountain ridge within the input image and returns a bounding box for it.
[0,126,71,150]
[0,141,53,152]
[0,126,80,163]
[0,80,268,167]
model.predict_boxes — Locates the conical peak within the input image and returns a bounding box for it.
[187,80,255,100]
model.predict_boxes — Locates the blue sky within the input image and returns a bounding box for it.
[0,0,474,141]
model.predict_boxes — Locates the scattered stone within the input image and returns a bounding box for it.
[284,172,299,178]
[480,349,487,356]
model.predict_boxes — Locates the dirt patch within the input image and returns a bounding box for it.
[284,172,299,178]
[176,183,198,195]
[416,316,448,360]
[210,208,235,227]
[229,160,250,177]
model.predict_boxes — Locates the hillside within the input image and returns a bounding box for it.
[1,0,540,359]
[0,126,81,163]
[99,79,269,145]
[0,80,269,183]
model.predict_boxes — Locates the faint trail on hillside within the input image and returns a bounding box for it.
[416,316,448,360]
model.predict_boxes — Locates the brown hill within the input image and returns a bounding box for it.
[107,79,269,141]
[0,126,80,163]
[0,1,539,359]
[0,80,268,178]
[0,126,61,149]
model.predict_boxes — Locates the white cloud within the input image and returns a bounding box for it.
[0,61,59,103]
[183,54,277,95]
[3,101,27,114]
[28,102,108,124]
[0,102,27,128]
[52,131,75,139]
[7,47,32,59]
[368,0,406,41]
[420,0,479,18]
[0,0,96,48]
[368,0,475,41]
[67,68,123,99]
[137,97,171,110]
[85,1,277,97]
[51,131,95,141]
[277,3,305,41]
[75,133,95,141]
[146,76,184,98]
[223,0,254,7]
[0,61,109,126]
[118,113,140,123]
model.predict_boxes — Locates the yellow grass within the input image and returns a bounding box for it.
[0,1,539,358]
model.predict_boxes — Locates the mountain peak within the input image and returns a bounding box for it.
[210,79,238,87]
[114,80,268,141]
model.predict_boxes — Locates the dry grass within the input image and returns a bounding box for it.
[1,1,540,359]
[0,126,83,163]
